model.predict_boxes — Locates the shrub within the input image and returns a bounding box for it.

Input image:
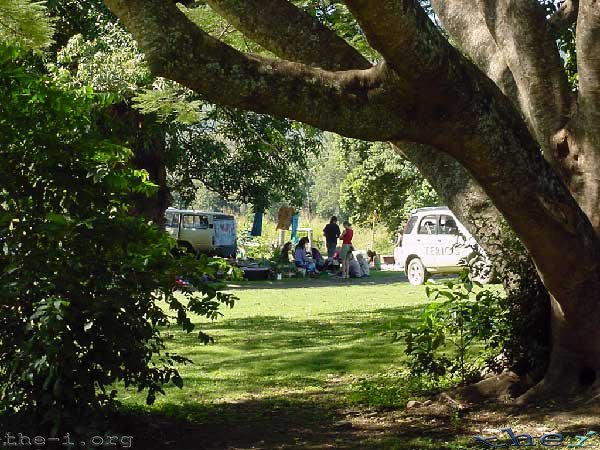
[0,45,237,433]
[399,272,509,387]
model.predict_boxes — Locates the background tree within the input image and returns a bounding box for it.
[104,0,600,402]
[48,0,321,221]
[0,0,54,51]
[340,141,439,232]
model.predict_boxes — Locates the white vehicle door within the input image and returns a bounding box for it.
[435,214,466,268]
[179,214,212,252]
[415,214,440,267]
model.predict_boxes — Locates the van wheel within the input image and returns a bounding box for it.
[173,241,196,258]
[407,258,428,285]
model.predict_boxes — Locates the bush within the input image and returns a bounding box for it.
[398,272,509,387]
[0,46,237,433]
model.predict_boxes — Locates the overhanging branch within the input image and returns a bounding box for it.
[102,0,407,141]
[342,0,452,80]
[430,0,520,113]
[203,0,371,70]
[202,0,514,267]
[106,0,600,303]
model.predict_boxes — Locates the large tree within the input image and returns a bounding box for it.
[103,0,600,402]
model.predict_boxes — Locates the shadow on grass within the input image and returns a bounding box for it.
[113,391,470,450]
[165,306,423,377]
[114,393,600,450]
[7,397,600,450]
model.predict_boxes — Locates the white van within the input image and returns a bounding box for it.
[165,208,237,257]
[394,206,494,285]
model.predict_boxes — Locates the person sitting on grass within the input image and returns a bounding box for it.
[367,250,382,270]
[348,253,364,278]
[279,241,293,263]
[328,247,341,272]
[294,237,319,275]
[356,253,370,277]
[311,247,327,271]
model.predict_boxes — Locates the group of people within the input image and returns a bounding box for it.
[279,216,373,279]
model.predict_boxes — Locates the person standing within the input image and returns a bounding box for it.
[339,221,354,278]
[323,216,341,258]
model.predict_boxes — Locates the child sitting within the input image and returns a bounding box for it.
[294,237,319,274]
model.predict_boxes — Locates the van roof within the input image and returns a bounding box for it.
[411,206,450,214]
[166,207,235,219]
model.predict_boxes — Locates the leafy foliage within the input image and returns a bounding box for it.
[0,0,54,52]
[182,108,319,210]
[0,45,238,432]
[399,273,509,386]
[50,4,322,212]
[54,20,151,96]
[340,142,439,231]
[493,225,551,378]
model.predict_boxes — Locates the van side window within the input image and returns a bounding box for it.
[182,215,209,230]
[403,216,418,234]
[418,215,438,234]
[438,215,458,235]
[165,213,179,228]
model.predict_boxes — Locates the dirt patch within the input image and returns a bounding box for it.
[111,394,600,450]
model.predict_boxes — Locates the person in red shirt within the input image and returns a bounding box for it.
[339,221,354,278]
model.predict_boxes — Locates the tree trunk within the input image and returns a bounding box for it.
[131,142,171,227]
[518,295,600,403]
[99,102,171,227]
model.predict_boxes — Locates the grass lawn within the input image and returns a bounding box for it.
[114,276,599,450]
[120,272,425,410]
[117,273,475,449]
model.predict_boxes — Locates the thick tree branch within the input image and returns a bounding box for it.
[548,0,579,35]
[430,0,520,115]
[102,0,409,141]
[342,0,452,81]
[202,0,371,70]
[478,0,573,158]
[107,0,600,309]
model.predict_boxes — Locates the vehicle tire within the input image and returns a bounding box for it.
[407,258,428,285]
[173,241,196,258]
[468,254,496,284]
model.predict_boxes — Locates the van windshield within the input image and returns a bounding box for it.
[165,213,179,228]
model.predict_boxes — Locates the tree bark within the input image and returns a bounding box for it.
[203,0,371,70]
